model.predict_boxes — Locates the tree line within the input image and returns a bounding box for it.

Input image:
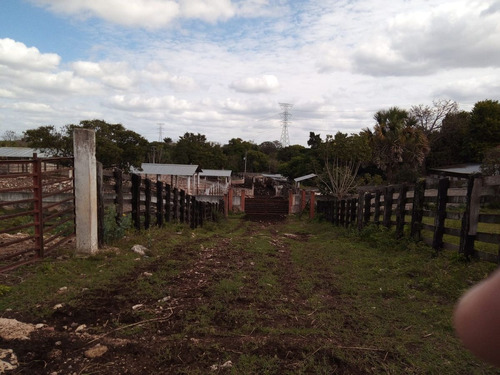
[2,99,499,197]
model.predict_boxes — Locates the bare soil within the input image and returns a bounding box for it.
[0,220,364,375]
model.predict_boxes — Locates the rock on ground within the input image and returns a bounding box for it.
[0,318,35,340]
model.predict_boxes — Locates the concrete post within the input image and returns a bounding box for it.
[73,129,98,254]
[241,190,246,212]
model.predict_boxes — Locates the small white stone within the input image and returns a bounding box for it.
[132,304,144,310]
[53,303,64,310]
[75,324,86,333]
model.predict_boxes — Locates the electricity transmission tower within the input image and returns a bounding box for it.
[279,103,292,147]
[157,122,164,142]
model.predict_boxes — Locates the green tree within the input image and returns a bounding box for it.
[77,120,149,170]
[364,107,430,183]
[223,138,257,172]
[172,132,226,168]
[24,120,149,170]
[23,125,72,156]
[465,100,500,162]
[426,111,470,167]
[316,132,371,198]
[246,150,269,173]
[481,146,500,176]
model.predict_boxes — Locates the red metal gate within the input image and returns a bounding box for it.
[0,155,75,271]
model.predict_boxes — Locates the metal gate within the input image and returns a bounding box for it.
[244,197,289,220]
[0,155,75,271]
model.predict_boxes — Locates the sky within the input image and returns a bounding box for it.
[1,0,500,147]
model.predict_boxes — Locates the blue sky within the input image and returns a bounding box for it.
[1,0,500,146]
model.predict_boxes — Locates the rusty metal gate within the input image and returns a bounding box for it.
[244,197,289,220]
[0,155,75,271]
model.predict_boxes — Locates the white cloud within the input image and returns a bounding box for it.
[32,0,180,29]
[0,38,60,71]
[230,75,279,93]
[0,89,16,99]
[179,0,234,22]
[313,43,351,73]
[108,94,191,112]
[11,102,54,113]
[352,1,500,76]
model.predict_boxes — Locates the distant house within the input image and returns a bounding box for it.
[429,164,482,180]
[294,173,317,188]
[199,169,232,195]
[132,163,203,195]
[0,147,52,159]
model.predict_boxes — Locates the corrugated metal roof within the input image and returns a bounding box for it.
[134,163,202,176]
[430,164,481,176]
[294,173,317,182]
[0,147,51,158]
[200,169,232,178]
[262,173,286,180]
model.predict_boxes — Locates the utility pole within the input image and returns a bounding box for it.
[279,103,292,147]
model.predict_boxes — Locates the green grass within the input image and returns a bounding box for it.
[0,215,498,374]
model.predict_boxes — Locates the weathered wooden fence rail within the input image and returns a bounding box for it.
[0,156,75,270]
[317,175,500,263]
[99,168,223,239]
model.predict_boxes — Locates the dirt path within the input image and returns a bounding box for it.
[0,219,406,374]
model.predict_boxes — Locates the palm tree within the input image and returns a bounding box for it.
[364,107,429,183]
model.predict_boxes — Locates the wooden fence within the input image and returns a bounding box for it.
[0,156,75,270]
[317,175,500,263]
[98,168,223,244]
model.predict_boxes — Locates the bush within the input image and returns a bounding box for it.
[103,205,132,244]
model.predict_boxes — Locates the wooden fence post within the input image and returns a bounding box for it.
[363,193,372,227]
[340,199,346,226]
[173,188,179,222]
[350,198,357,226]
[191,196,197,228]
[410,178,426,241]
[395,184,408,238]
[374,190,381,225]
[357,193,364,230]
[460,175,482,258]
[180,189,186,223]
[32,155,44,257]
[114,169,123,224]
[131,173,141,230]
[333,198,339,226]
[165,184,171,223]
[185,194,191,225]
[383,186,394,228]
[156,180,164,227]
[144,178,151,230]
[432,178,449,250]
